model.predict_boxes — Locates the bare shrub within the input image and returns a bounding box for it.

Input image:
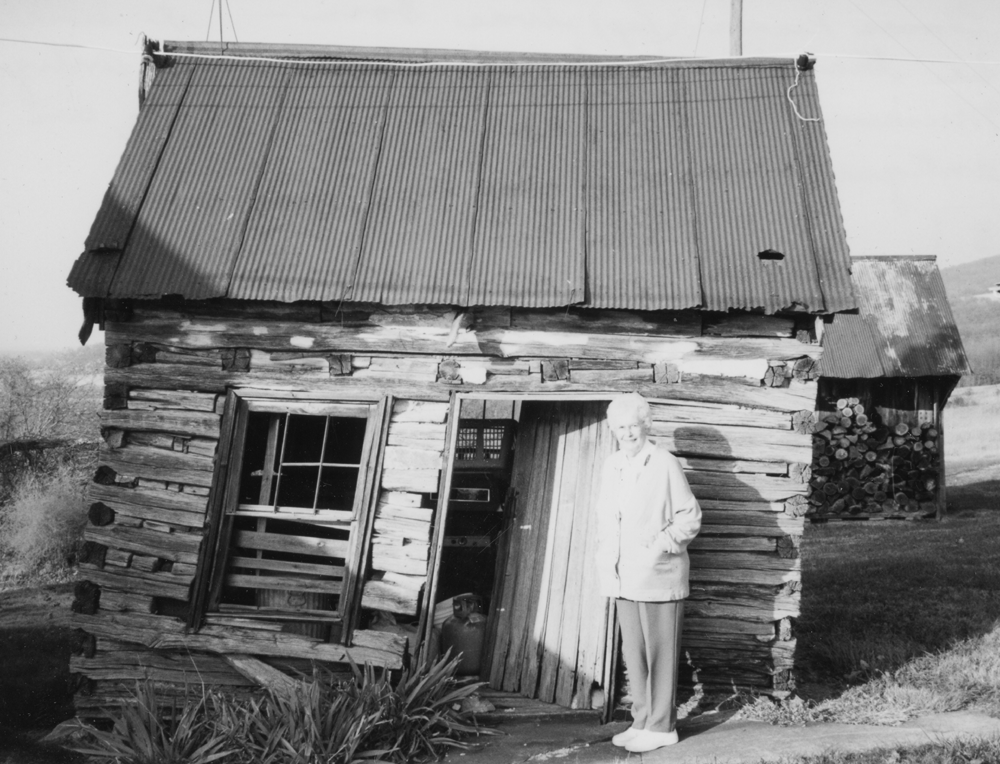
[0,351,102,502]
[0,463,88,588]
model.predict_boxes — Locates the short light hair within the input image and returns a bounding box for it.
[606,393,652,427]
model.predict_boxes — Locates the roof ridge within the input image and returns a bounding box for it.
[159,40,798,69]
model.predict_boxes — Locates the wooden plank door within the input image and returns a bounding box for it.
[486,401,614,709]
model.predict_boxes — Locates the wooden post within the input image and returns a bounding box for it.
[730,0,743,57]
[936,390,946,520]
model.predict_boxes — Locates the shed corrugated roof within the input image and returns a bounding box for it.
[68,43,855,314]
[819,256,971,378]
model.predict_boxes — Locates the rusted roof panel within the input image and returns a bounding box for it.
[109,59,289,298]
[789,74,855,313]
[466,66,588,306]
[351,67,489,304]
[687,68,829,313]
[67,45,856,314]
[229,65,394,302]
[820,257,971,378]
[586,66,701,310]
[68,63,196,295]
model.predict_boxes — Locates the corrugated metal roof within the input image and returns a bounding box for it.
[586,66,701,309]
[467,66,587,306]
[68,44,855,314]
[819,256,971,378]
[232,64,395,302]
[354,66,488,304]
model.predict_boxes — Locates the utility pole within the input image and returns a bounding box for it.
[730,0,743,57]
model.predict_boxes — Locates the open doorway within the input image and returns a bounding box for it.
[431,398,616,714]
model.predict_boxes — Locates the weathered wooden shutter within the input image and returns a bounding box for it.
[486,401,615,709]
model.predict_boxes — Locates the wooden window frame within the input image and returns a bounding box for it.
[192,392,387,640]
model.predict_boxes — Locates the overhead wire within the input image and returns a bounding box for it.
[0,37,137,54]
[846,0,1000,134]
[692,0,708,57]
[893,0,1000,100]
[5,36,1000,69]
[225,0,240,44]
[204,0,217,43]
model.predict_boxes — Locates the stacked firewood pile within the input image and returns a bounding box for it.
[810,397,940,517]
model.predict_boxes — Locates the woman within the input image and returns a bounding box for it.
[596,393,701,753]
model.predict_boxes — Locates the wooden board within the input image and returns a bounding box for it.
[100,445,216,488]
[487,402,614,709]
[84,525,202,564]
[107,314,819,365]
[232,530,349,559]
[72,612,404,669]
[100,409,221,438]
[648,422,812,464]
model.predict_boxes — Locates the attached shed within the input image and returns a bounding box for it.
[813,255,971,519]
[67,41,856,717]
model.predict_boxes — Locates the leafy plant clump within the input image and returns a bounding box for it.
[60,681,233,764]
[61,654,492,764]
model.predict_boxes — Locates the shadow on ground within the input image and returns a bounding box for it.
[0,584,82,763]
[949,478,1000,514]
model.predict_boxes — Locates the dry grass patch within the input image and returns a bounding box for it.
[0,463,87,591]
[749,736,1000,764]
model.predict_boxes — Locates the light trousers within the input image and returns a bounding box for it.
[616,598,684,733]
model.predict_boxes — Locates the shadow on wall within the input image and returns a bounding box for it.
[669,424,797,697]
[485,402,796,710]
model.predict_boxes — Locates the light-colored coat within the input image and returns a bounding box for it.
[595,440,701,601]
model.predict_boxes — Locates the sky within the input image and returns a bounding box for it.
[2,0,1000,352]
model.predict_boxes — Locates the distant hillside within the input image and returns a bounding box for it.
[939,254,1000,386]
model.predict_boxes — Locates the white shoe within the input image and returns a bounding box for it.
[625,729,679,753]
[611,727,643,747]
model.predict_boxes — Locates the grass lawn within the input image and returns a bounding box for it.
[736,385,1000,734]
[797,510,1000,688]
[738,502,1000,732]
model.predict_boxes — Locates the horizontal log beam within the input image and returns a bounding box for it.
[100,445,215,488]
[128,388,221,412]
[88,483,208,515]
[106,316,820,364]
[84,525,202,564]
[105,363,816,414]
[100,409,221,439]
[73,613,403,669]
[80,565,193,601]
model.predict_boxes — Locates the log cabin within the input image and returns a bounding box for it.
[814,255,970,520]
[66,40,858,718]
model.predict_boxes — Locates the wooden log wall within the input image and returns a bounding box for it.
[361,401,448,617]
[73,299,822,707]
[647,396,810,696]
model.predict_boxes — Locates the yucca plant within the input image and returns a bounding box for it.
[227,677,390,764]
[61,681,234,764]
[358,653,493,763]
[58,653,492,764]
